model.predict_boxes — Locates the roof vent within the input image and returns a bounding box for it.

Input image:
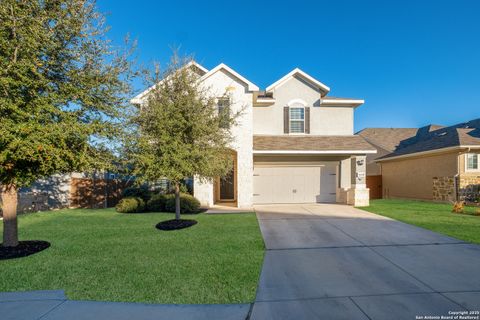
[438,132,447,136]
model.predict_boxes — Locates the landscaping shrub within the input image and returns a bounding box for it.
[164,193,201,214]
[122,187,152,202]
[147,194,169,212]
[452,201,465,214]
[116,197,145,213]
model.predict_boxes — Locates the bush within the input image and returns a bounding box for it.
[147,194,169,212]
[164,193,201,214]
[452,201,465,214]
[122,187,152,202]
[116,197,145,213]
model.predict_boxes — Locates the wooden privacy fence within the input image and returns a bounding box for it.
[70,178,134,209]
[366,175,383,199]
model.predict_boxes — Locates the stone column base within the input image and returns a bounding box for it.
[347,188,370,207]
[336,188,348,204]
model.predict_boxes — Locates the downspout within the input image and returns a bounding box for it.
[454,167,459,202]
[455,147,471,201]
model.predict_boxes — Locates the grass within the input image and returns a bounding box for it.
[361,199,480,244]
[0,209,264,304]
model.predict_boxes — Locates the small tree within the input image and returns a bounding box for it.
[130,53,239,221]
[0,0,135,247]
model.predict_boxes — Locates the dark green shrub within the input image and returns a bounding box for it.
[116,197,145,213]
[147,194,169,212]
[164,193,201,214]
[122,187,152,201]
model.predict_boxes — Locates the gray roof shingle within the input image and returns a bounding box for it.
[253,135,376,152]
[358,128,421,152]
[378,119,480,160]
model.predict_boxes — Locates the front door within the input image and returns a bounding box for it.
[219,168,235,201]
[216,153,237,203]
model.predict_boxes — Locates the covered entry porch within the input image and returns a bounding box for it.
[252,134,376,207]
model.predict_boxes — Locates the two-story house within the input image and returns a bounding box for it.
[132,62,376,208]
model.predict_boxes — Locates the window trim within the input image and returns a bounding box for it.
[465,153,480,172]
[217,97,231,129]
[289,106,305,134]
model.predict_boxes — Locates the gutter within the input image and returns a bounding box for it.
[375,145,480,163]
[253,150,377,155]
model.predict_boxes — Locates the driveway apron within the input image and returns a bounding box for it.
[251,204,480,320]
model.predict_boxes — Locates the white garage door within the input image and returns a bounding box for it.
[253,163,337,204]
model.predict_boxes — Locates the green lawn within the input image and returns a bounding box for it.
[361,199,480,244]
[0,209,264,304]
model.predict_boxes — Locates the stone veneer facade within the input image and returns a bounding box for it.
[433,175,480,202]
[432,176,456,202]
[458,175,480,201]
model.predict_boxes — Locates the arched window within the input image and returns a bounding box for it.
[287,99,307,134]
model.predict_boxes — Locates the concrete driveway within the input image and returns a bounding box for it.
[252,204,480,320]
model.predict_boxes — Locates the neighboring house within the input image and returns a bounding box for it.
[0,172,132,215]
[358,127,434,198]
[373,119,480,202]
[1,174,72,215]
[132,62,376,208]
[358,127,427,176]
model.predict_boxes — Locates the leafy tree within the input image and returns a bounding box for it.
[129,54,239,220]
[0,0,135,247]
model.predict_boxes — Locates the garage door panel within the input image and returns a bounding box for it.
[306,169,321,203]
[319,165,337,203]
[253,174,273,203]
[272,175,293,203]
[253,164,337,204]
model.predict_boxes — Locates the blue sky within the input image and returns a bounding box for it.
[98,0,480,132]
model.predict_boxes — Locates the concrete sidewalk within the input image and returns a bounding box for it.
[0,290,251,320]
[251,204,480,320]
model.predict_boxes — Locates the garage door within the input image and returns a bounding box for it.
[253,163,337,204]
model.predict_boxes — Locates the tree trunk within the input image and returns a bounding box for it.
[174,182,181,220]
[1,184,19,247]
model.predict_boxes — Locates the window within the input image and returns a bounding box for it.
[217,97,230,128]
[466,153,479,171]
[289,107,305,133]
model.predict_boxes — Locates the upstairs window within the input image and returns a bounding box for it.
[217,97,230,129]
[289,107,305,133]
[466,153,479,171]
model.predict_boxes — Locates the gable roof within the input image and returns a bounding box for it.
[130,61,208,105]
[266,68,330,96]
[377,119,480,161]
[253,135,377,153]
[358,128,421,152]
[200,63,259,91]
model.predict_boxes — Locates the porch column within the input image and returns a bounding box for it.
[347,155,370,206]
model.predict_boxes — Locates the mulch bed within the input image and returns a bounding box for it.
[0,240,50,260]
[156,219,198,231]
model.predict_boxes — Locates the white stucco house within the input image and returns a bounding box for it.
[131,61,376,208]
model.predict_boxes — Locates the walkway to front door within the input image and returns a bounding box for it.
[252,204,480,320]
